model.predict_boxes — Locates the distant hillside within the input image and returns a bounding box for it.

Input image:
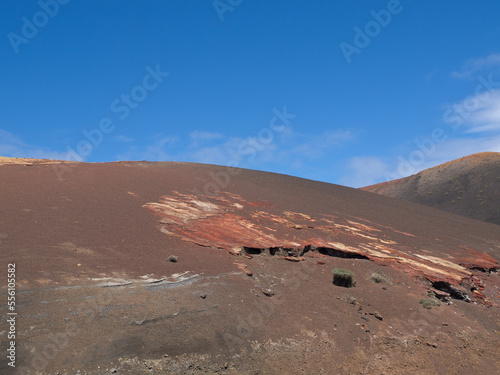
[362,152,500,225]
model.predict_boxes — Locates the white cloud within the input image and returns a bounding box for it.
[461,89,500,133]
[116,127,355,170]
[116,134,179,161]
[354,63,499,184]
[188,145,232,165]
[451,53,500,79]
[292,130,353,159]
[339,156,390,188]
[0,129,67,160]
[188,131,225,150]
[341,133,500,188]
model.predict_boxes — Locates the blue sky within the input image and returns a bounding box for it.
[2,1,500,187]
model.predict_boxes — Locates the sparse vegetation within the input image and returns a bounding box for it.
[420,292,441,309]
[332,268,355,287]
[369,271,393,285]
[341,295,358,304]
[420,298,440,309]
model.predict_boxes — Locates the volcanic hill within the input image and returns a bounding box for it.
[362,152,500,225]
[1,157,499,374]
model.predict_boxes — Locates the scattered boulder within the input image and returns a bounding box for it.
[262,289,275,297]
[167,255,179,263]
[369,311,383,321]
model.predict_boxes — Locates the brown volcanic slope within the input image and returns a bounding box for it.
[1,158,500,374]
[362,152,500,225]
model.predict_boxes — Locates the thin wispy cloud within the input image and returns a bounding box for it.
[341,53,500,188]
[188,131,225,150]
[459,89,500,133]
[342,132,500,188]
[340,156,390,187]
[117,128,355,172]
[113,135,135,143]
[0,129,67,160]
[451,53,500,79]
[292,130,354,159]
[117,134,180,161]
[189,131,224,142]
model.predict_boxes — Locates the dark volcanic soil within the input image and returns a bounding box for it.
[362,152,500,225]
[1,159,499,374]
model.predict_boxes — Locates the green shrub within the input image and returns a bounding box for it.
[332,268,355,287]
[369,271,393,285]
[419,298,440,309]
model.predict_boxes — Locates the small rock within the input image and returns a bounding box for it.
[370,312,383,321]
[200,294,207,299]
[382,287,387,290]
[110,369,118,374]
[167,255,179,263]
[262,289,275,297]
[361,315,369,322]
